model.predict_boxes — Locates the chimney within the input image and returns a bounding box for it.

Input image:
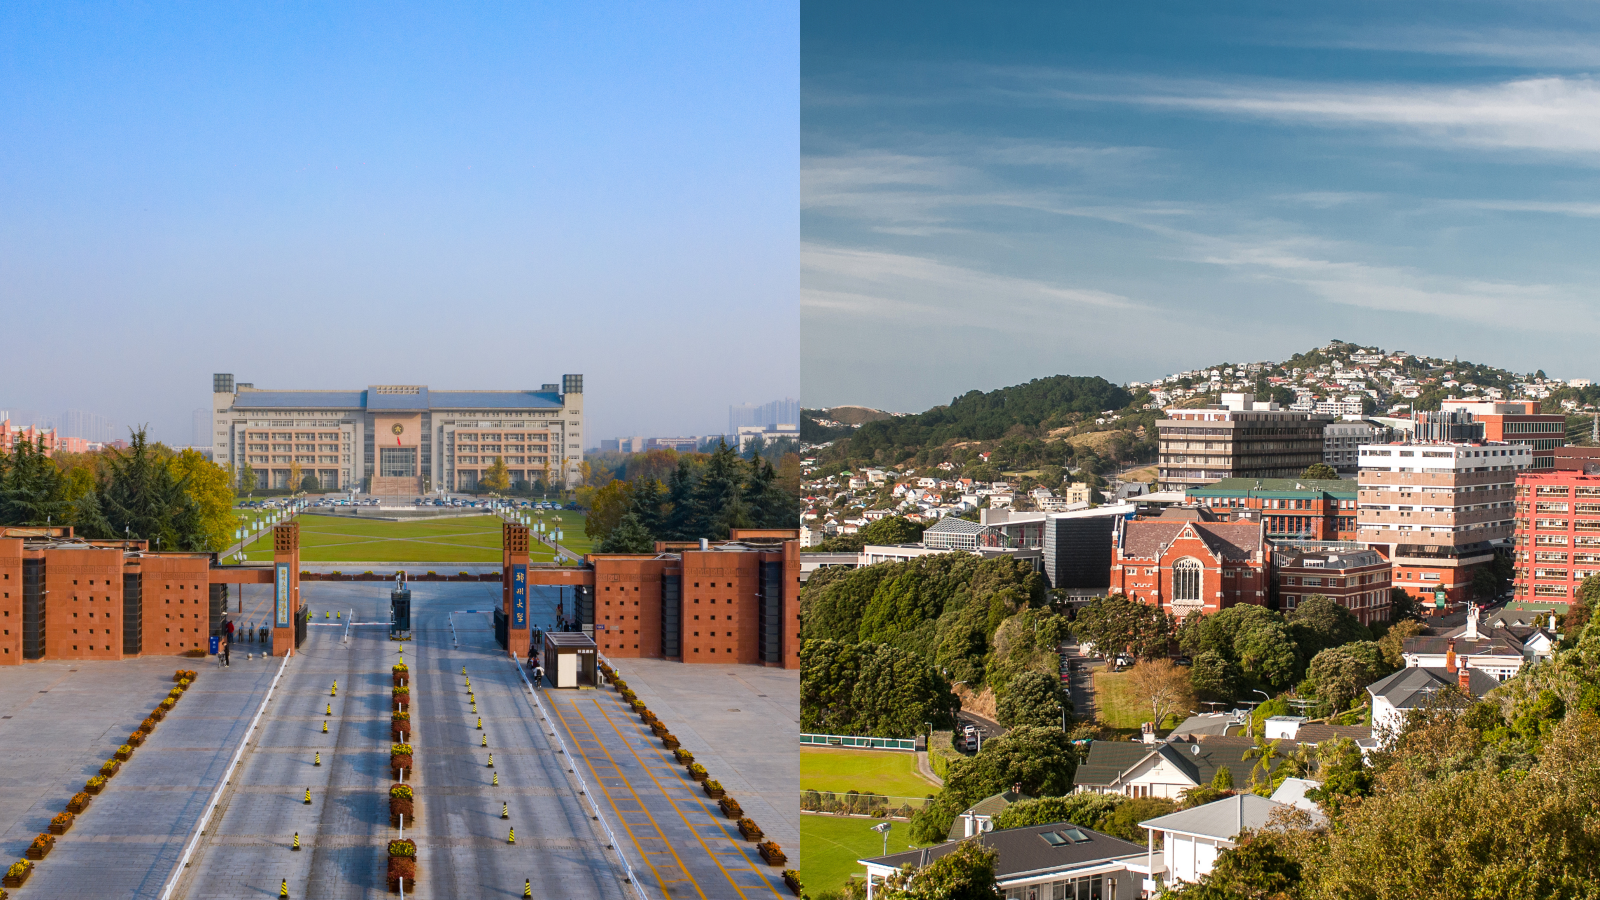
[1012,782,1022,795]
[1445,639,1457,674]
[1458,657,1471,692]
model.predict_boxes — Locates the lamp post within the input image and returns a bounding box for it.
[1251,689,1270,736]
[872,821,892,857]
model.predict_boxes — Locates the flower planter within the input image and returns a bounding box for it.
[85,777,106,795]
[128,731,146,747]
[703,780,725,800]
[391,725,411,742]
[48,812,73,835]
[149,707,166,722]
[738,818,764,841]
[3,861,32,888]
[115,746,133,761]
[66,792,91,814]
[141,717,158,733]
[650,722,669,737]
[688,765,708,782]
[757,842,786,867]
[389,797,414,827]
[25,835,54,861]
[393,673,409,687]
[100,761,121,778]
[386,857,417,893]
[783,870,802,897]
[393,697,409,710]
[673,749,695,765]
[661,734,680,750]
[718,797,743,819]
[390,756,413,779]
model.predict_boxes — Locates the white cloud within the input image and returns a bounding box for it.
[1134,76,1600,156]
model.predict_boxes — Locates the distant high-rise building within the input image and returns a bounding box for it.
[729,398,798,436]
[57,409,119,442]
[193,408,210,448]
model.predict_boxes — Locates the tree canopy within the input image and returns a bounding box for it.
[800,639,960,738]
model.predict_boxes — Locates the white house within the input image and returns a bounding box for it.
[1135,792,1324,892]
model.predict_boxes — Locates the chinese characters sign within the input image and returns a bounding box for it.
[276,563,291,626]
[512,564,527,629]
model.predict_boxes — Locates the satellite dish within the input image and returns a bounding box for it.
[1191,744,1201,755]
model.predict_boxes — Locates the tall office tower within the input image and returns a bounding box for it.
[1157,393,1332,490]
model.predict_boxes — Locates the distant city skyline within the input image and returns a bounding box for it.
[3,3,797,446]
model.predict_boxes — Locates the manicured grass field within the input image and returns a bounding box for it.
[802,814,929,897]
[234,514,554,563]
[801,748,939,800]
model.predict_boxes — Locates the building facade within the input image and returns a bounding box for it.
[1440,400,1565,470]
[209,374,584,494]
[1157,394,1332,490]
[1323,420,1392,474]
[1185,477,1358,542]
[1275,548,1392,625]
[1110,518,1269,618]
[1,421,58,455]
[1512,470,1600,605]
[1357,441,1528,611]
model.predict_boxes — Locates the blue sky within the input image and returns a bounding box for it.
[1,2,796,445]
[802,1,1600,413]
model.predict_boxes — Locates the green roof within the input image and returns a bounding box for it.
[1187,478,1356,498]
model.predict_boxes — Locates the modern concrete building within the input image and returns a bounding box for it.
[1357,441,1528,612]
[1323,420,1393,474]
[1439,400,1566,470]
[1512,469,1600,605]
[209,374,584,494]
[1157,394,1332,490]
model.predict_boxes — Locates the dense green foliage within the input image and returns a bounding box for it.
[588,441,797,545]
[877,840,1001,900]
[910,726,1081,842]
[807,515,927,553]
[995,670,1071,729]
[1071,595,1175,659]
[800,639,960,737]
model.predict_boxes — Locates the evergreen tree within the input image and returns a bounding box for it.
[746,456,798,528]
[238,462,258,493]
[597,513,655,553]
[71,489,116,539]
[664,459,698,541]
[695,441,749,538]
[101,429,207,550]
[630,477,668,539]
[0,437,72,526]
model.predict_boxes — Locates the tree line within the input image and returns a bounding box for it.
[0,429,236,551]
[583,441,798,552]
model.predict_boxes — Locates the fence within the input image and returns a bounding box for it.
[800,733,916,751]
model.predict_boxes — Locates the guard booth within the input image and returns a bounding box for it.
[541,632,598,688]
[391,573,412,637]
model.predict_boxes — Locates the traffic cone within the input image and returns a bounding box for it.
[280,878,289,898]
[303,787,312,805]
[337,611,342,619]
[508,826,515,844]
[502,801,509,819]
[492,772,499,786]
[524,879,532,898]
[292,832,301,851]
[322,721,328,734]
[482,734,488,747]
[477,717,483,729]
[462,665,467,675]
[324,610,329,619]
[326,703,332,716]
[487,753,494,768]
[314,752,321,767]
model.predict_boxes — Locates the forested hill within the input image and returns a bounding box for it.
[820,375,1133,464]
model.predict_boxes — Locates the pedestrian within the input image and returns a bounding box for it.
[221,637,230,667]
[225,619,234,642]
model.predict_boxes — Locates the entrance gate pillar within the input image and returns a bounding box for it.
[271,523,301,656]
[503,523,530,659]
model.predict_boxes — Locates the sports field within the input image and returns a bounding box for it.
[800,747,938,799]
[801,814,927,897]
[232,510,591,563]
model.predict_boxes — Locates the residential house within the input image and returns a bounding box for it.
[859,824,1144,900]
[1135,793,1324,891]
[1367,658,1500,736]
[1073,736,1289,800]
[1400,605,1544,679]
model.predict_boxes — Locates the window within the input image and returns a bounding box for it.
[1173,558,1202,603]
[380,447,416,478]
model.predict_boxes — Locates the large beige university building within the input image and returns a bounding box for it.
[209,374,584,494]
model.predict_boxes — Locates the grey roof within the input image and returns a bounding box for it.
[1403,630,1527,659]
[1169,714,1240,739]
[1074,736,1287,790]
[1279,549,1386,570]
[229,388,564,412]
[1186,477,1357,498]
[946,790,1029,841]
[1366,666,1499,708]
[1138,793,1294,841]
[864,823,1144,881]
[1291,724,1373,744]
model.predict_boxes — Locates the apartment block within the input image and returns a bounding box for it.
[1357,442,1528,612]
[1440,400,1565,470]
[1512,470,1600,605]
[1322,420,1393,474]
[1157,394,1332,490]
[1276,548,1392,626]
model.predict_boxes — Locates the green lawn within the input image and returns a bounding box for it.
[801,748,939,800]
[232,514,561,563]
[1093,669,1184,733]
[802,814,928,897]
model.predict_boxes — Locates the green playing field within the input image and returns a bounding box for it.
[231,510,591,563]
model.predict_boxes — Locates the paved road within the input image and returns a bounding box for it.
[169,583,629,900]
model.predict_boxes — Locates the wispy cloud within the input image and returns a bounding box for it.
[1132,76,1600,156]
[802,243,1140,327]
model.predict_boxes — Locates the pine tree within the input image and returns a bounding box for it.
[71,489,116,539]
[597,512,655,553]
[0,437,71,526]
[745,457,798,529]
[630,477,667,539]
[102,429,207,550]
[664,459,698,541]
[696,441,750,539]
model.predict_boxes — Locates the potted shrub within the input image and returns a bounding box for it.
[661,733,680,750]
[673,748,694,765]
[66,792,91,814]
[687,763,708,782]
[387,839,417,892]
[703,779,725,800]
[159,697,176,712]
[128,730,147,747]
[149,706,166,722]
[719,796,743,819]
[783,869,802,897]
[100,759,120,778]
[738,817,764,841]
[757,841,786,867]
[24,835,52,861]
[392,664,409,686]
[390,784,415,826]
[390,744,414,779]
[84,776,106,795]
[115,744,133,761]
[141,717,158,734]
[650,721,669,738]
[3,860,32,888]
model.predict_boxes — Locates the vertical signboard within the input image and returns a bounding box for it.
[276,562,291,626]
[512,564,527,629]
